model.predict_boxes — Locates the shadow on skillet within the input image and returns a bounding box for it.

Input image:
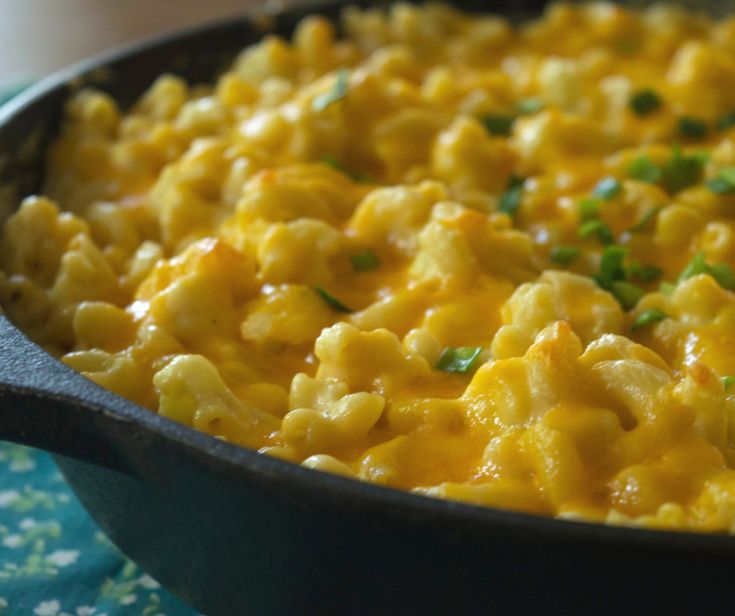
[1,1,735,614]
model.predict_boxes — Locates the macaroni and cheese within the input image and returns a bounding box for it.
[4,2,735,532]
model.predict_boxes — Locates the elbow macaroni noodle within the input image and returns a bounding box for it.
[5,1,735,531]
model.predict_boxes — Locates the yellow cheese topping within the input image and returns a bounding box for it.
[6,2,735,531]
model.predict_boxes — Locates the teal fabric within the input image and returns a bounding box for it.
[0,85,199,616]
[0,442,200,615]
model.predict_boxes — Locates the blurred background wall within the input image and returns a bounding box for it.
[0,0,270,90]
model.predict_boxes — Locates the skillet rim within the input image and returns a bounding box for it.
[2,0,735,561]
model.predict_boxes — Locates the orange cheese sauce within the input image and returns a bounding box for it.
[4,2,735,531]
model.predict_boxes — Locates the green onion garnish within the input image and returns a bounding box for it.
[692,150,711,164]
[315,287,353,312]
[577,197,600,222]
[709,262,735,291]
[706,167,735,195]
[550,245,581,266]
[610,281,645,310]
[629,261,663,283]
[436,346,483,374]
[517,98,544,115]
[593,177,623,201]
[499,175,525,217]
[723,375,735,390]
[627,155,662,184]
[678,116,708,140]
[322,154,346,171]
[631,308,668,330]
[321,154,370,183]
[629,206,662,233]
[579,219,614,245]
[629,89,662,116]
[483,115,515,136]
[659,281,676,296]
[597,245,628,287]
[717,112,735,131]
[677,252,735,291]
[350,250,380,272]
[660,146,704,194]
[677,252,709,282]
[592,246,645,309]
[614,37,640,54]
[312,68,350,112]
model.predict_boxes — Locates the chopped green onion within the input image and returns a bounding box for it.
[632,308,668,330]
[678,116,708,140]
[483,115,515,136]
[322,154,345,171]
[499,175,525,217]
[627,155,662,184]
[709,262,735,291]
[706,167,735,195]
[312,68,350,112]
[577,197,600,222]
[659,281,676,296]
[610,281,645,310]
[591,245,645,309]
[597,245,628,287]
[707,179,735,195]
[517,98,544,115]
[660,146,704,194]
[629,261,663,283]
[677,252,735,291]
[629,89,662,116]
[723,375,735,390]
[321,154,371,183]
[614,37,640,54]
[579,219,614,245]
[629,206,662,233]
[436,346,483,374]
[350,249,380,272]
[692,150,711,164]
[315,286,352,313]
[550,245,581,266]
[593,177,623,201]
[321,154,370,182]
[677,252,709,282]
[717,112,735,131]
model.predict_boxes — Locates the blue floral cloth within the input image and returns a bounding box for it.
[0,442,200,616]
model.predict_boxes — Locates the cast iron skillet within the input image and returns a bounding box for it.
[1,1,734,614]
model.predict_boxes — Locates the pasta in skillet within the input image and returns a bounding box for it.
[5,2,735,532]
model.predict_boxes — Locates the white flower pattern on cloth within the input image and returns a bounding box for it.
[31,600,111,616]
[34,600,62,616]
[31,601,111,616]
[0,445,36,473]
[0,491,20,508]
[45,550,80,567]
[0,443,201,615]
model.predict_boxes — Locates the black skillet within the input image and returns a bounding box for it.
[1,1,734,614]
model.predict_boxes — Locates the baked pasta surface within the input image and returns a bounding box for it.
[5,2,735,531]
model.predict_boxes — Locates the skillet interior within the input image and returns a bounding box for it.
[2,1,735,613]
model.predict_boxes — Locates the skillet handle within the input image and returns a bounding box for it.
[0,314,143,477]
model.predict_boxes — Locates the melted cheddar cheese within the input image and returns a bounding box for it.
[5,2,735,531]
